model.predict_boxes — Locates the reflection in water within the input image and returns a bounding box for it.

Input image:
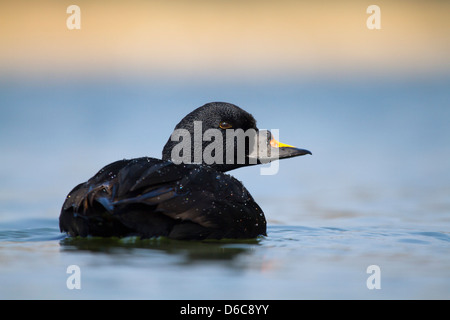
[59,235,263,263]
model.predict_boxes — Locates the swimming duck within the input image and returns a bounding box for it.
[59,102,311,240]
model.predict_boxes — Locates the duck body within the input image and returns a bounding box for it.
[60,157,266,240]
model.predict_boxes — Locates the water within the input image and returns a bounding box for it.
[0,220,448,299]
[1,76,450,299]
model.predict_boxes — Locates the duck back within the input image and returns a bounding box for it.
[59,157,267,240]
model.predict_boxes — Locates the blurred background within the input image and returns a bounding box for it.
[1,0,450,300]
[1,0,449,227]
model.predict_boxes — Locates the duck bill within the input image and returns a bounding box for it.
[270,137,312,160]
[247,130,311,164]
[245,130,311,164]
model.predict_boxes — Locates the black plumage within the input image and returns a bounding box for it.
[59,102,310,240]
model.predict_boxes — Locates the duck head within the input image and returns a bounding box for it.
[162,102,311,172]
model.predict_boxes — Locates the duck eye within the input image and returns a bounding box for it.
[219,121,233,129]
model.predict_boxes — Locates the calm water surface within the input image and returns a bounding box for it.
[0,219,449,299]
[1,77,449,299]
